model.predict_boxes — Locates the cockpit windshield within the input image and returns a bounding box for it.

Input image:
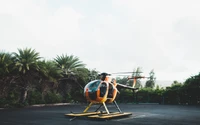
[84,80,101,93]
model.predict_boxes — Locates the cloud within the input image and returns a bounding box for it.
[0,0,83,59]
[108,0,200,79]
[1,0,200,83]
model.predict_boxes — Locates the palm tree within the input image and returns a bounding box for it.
[0,52,15,74]
[0,52,14,98]
[37,60,63,100]
[54,54,86,102]
[12,48,41,104]
[54,54,85,75]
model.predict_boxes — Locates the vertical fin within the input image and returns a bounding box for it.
[132,78,136,88]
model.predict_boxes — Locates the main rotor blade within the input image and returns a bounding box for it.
[114,75,130,76]
[112,72,143,74]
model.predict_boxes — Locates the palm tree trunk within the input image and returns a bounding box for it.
[20,88,28,104]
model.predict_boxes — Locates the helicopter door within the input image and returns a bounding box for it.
[100,82,108,97]
[108,83,114,98]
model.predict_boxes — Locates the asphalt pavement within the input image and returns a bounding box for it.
[0,103,200,125]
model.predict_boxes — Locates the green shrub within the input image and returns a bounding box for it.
[28,91,45,105]
[44,92,63,104]
[0,98,7,107]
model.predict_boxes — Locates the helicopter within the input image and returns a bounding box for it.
[65,72,149,120]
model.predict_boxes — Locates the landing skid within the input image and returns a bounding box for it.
[65,101,132,121]
[65,111,132,120]
[88,112,132,119]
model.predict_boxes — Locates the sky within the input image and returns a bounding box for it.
[1,0,200,87]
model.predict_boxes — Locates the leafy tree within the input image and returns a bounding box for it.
[163,81,183,104]
[116,77,128,84]
[145,69,156,88]
[88,69,99,81]
[182,73,200,105]
[171,80,181,86]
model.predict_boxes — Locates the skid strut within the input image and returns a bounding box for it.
[113,101,122,113]
[102,102,110,114]
[83,102,93,112]
[95,103,103,112]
